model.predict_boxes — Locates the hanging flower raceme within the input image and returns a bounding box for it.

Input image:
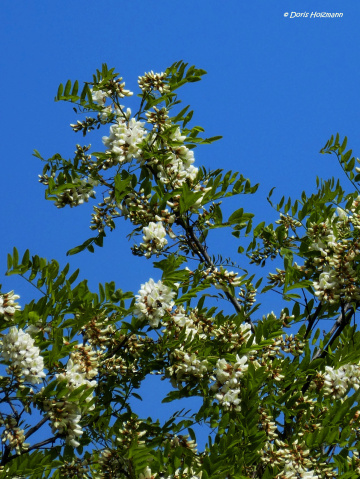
[167,347,210,388]
[320,363,360,398]
[1,417,29,454]
[211,355,249,411]
[43,358,97,448]
[168,305,207,339]
[313,266,341,304]
[54,177,98,208]
[138,466,202,479]
[306,209,360,304]
[0,327,45,384]
[0,291,21,321]
[140,221,168,257]
[43,399,83,448]
[156,128,198,189]
[91,88,108,106]
[102,111,146,164]
[134,279,175,327]
[138,71,170,94]
[56,358,97,404]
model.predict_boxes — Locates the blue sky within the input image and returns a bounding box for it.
[1,0,360,449]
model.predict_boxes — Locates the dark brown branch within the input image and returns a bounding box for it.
[312,303,355,362]
[184,222,255,333]
[304,302,323,339]
[2,436,58,466]
[301,302,356,395]
[24,417,48,440]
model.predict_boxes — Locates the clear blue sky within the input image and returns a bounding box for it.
[1,0,360,448]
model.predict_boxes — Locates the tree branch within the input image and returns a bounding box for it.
[312,303,355,362]
[184,222,255,332]
[24,417,48,440]
[304,302,323,339]
[2,436,58,466]
[301,302,356,395]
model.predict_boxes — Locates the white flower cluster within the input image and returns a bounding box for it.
[70,344,99,380]
[59,458,90,478]
[309,218,337,256]
[313,266,340,302]
[138,467,154,479]
[0,291,21,321]
[56,358,97,405]
[309,210,360,303]
[44,358,97,447]
[201,266,244,292]
[134,279,175,328]
[281,462,319,479]
[43,399,83,448]
[97,449,124,478]
[115,190,176,226]
[170,306,206,339]
[157,128,198,189]
[163,434,198,454]
[91,83,132,123]
[261,440,324,479]
[211,355,248,411]
[139,466,202,479]
[0,327,45,384]
[91,77,133,103]
[168,348,209,388]
[54,178,97,208]
[322,364,360,398]
[102,114,146,164]
[138,71,170,94]
[140,221,168,257]
[115,418,146,448]
[1,417,29,453]
[91,88,108,105]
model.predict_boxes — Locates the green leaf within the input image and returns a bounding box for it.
[33,149,44,160]
[72,80,79,96]
[13,247,19,266]
[21,249,30,266]
[64,79,72,97]
[56,83,64,100]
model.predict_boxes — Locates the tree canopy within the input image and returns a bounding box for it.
[1,62,360,478]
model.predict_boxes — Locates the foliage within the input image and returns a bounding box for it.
[2,62,360,478]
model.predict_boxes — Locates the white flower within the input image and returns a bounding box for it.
[140,221,168,257]
[173,467,202,479]
[102,115,146,164]
[168,348,209,387]
[170,306,205,339]
[43,399,83,448]
[212,355,248,411]
[44,358,97,448]
[56,359,97,406]
[138,71,169,94]
[54,178,97,208]
[138,466,154,479]
[313,266,340,303]
[322,364,360,398]
[134,279,175,327]
[91,89,108,105]
[0,291,21,321]
[155,127,199,189]
[282,462,318,479]
[336,206,348,221]
[0,327,45,384]
[216,387,241,409]
[157,152,198,188]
